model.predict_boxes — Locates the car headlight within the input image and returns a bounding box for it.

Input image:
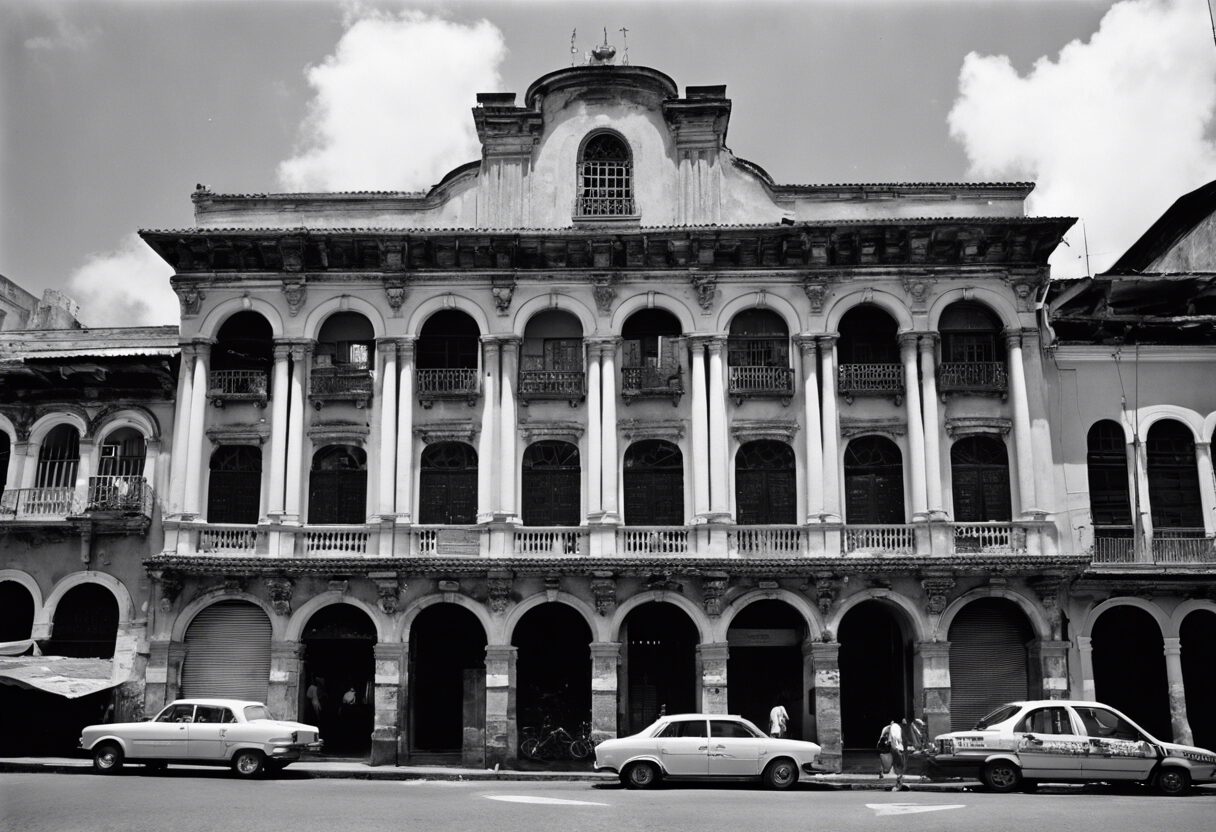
[292,731,298,743]
[938,738,955,755]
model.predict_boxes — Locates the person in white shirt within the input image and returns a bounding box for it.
[877,719,908,790]
[769,702,790,738]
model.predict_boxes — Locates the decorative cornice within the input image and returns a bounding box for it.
[619,418,686,442]
[205,422,271,445]
[308,421,370,446]
[415,421,478,444]
[519,421,585,443]
[839,417,906,440]
[945,416,1012,438]
[730,420,800,443]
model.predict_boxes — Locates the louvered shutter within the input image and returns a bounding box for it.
[181,601,272,703]
[949,602,1030,731]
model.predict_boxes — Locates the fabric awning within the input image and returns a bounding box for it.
[0,655,118,698]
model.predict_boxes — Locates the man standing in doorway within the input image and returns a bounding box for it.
[769,700,790,738]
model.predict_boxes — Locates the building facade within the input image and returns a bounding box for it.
[1,59,1213,768]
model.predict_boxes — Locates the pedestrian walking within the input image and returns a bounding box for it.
[877,718,908,790]
[769,701,790,738]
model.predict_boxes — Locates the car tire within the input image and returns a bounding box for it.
[622,761,660,790]
[981,760,1022,793]
[92,743,124,774]
[763,758,799,790]
[231,749,266,778]
[1154,766,1191,796]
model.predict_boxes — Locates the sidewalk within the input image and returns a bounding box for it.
[0,756,976,790]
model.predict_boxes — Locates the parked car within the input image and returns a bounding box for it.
[932,699,1216,795]
[593,713,824,790]
[80,698,322,778]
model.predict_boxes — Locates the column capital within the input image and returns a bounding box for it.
[810,640,841,662]
[274,337,315,361]
[1075,635,1092,649]
[179,337,215,357]
[373,642,408,661]
[396,336,416,358]
[1163,636,1182,654]
[590,641,622,659]
[918,332,940,350]
[916,640,952,658]
[898,331,921,351]
[793,334,819,355]
[816,333,839,347]
[688,333,728,349]
[270,639,304,658]
[484,644,518,661]
[499,334,523,351]
[1196,441,1211,451]
[696,641,730,661]
[1003,328,1024,349]
[376,337,400,358]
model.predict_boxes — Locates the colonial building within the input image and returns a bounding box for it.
[1,56,1212,770]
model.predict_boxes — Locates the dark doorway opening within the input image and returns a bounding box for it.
[418,442,478,524]
[49,584,118,658]
[1182,610,1216,751]
[620,603,698,734]
[838,600,913,749]
[1092,605,1170,741]
[0,581,35,643]
[726,601,807,738]
[513,604,591,749]
[844,436,905,524]
[409,604,487,762]
[302,604,376,757]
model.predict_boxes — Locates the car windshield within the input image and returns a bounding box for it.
[974,704,1021,730]
[243,705,271,721]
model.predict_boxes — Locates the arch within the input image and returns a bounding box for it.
[577,129,634,218]
[27,411,88,446]
[1079,596,1171,639]
[171,590,285,642]
[91,406,160,444]
[1145,419,1204,529]
[0,412,19,445]
[936,588,1050,642]
[511,293,597,337]
[609,591,712,644]
[302,295,387,340]
[610,292,697,334]
[196,297,285,340]
[406,293,491,337]
[286,592,392,643]
[1087,420,1133,529]
[39,571,134,633]
[1136,405,1205,443]
[0,569,43,611]
[1204,410,1216,443]
[502,591,607,644]
[1169,599,1216,639]
[927,288,1019,331]
[715,589,824,643]
[824,289,914,332]
[826,589,928,643]
[714,291,803,335]
[396,592,497,644]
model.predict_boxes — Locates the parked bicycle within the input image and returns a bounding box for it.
[520,721,593,761]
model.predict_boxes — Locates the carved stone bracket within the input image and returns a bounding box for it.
[702,573,729,616]
[369,571,403,614]
[415,421,478,445]
[173,282,205,318]
[384,279,408,316]
[544,574,561,601]
[203,423,271,446]
[150,570,182,613]
[281,278,307,316]
[809,574,842,618]
[487,572,514,614]
[802,276,834,313]
[592,275,617,316]
[646,572,683,593]
[690,274,716,313]
[491,276,516,316]
[901,275,934,310]
[1027,575,1064,637]
[265,577,293,616]
[920,577,956,616]
[945,417,1012,438]
[619,418,686,442]
[590,572,616,616]
[222,576,245,593]
[729,420,799,443]
[839,418,906,440]
[1005,273,1045,312]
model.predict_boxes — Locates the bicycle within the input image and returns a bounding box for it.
[520,723,592,761]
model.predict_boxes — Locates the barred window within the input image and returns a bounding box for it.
[577,133,634,217]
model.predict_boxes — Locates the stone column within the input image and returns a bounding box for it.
[1030,640,1071,700]
[917,641,951,741]
[1163,637,1194,745]
[590,642,621,744]
[376,339,398,518]
[395,339,416,523]
[182,339,212,517]
[800,639,818,741]
[1195,441,1216,537]
[167,343,196,515]
[283,341,311,523]
[698,642,730,714]
[818,336,842,523]
[266,343,291,518]
[267,640,304,722]
[499,337,520,522]
[484,644,517,767]
[1006,330,1038,517]
[689,338,711,519]
[600,339,620,522]
[899,333,928,519]
[585,340,603,519]
[796,337,824,523]
[1076,635,1096,701]
[372,642,408,766]
[477,337,499,522]
[919,334,946,518]
[19,439,40,490]
[810,641,842,772]
[144,638,186,717]
[706,337,730,519]
[73,439,95,495]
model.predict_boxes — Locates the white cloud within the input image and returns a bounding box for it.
[23,6,95,51]
[67,234,178,327]
[947,0,1216,277]
[277,11,506,192]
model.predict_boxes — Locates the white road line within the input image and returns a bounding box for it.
[866,803,967,816]
[483,795,611,806]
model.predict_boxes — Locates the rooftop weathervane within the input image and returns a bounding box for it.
[589,26,617,65]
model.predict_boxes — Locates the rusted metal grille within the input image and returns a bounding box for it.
[310,367,373,397]
[837,363,903,398]
[208,370,269,398]
[416,368,478,396]
[577,134,634,217]
[938,362,1008,395]
[35,425,79,488]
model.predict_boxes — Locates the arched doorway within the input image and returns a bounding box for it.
[620,603,698,734]
[301,604,377,756]
[727,600,808,738]
[307,445,367,524]
[838,600,914,749]
[727,309,792,402]
[418,442,478,524]
[211,310,274,405]
[837,305,901,402]
[408,604,487,764]
[623,440,684,525]
[416,310,480,405]
[181,600,272,703]
[521,441,580,526]
[844,436,905,523]
[50,584,118,658]
[519,310,585,404]
[1087,420,1133,558]
[621,309,683,402]
[0,581,35,644]
[1181,609,1216,750]
[948,598,1033,730]
[0,580,37,755]
[1146,420,1203,531]
[1091,605,1170,741]
[513,604,592,755]
[735,441,797,524]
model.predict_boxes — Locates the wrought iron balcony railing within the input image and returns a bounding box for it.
[518,370,586,405]
[0,479,154,524]
[575,195,636,218]
[1152,528,1216,564]
[938,362,1008,399]
[842,524,916,555]
[85,476,153,516]
[207,370,269,408]
[728,366,795,405]
[416,368,480,407]
[952,521,1026,554]
[309,367,373,409]
[622,365,684,406]
[838,363,904,403]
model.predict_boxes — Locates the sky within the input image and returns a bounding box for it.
[2,0,1215,327]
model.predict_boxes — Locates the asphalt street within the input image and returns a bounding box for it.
[3,772,1214,832]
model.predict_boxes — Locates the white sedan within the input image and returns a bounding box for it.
[80,698,322,778]
[593,713,824,789]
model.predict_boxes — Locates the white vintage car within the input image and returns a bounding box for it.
[933,699,1216,795]
[80,698,322,778]
[593,713,824,790]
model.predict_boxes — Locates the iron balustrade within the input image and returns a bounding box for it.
[1092,526,1136,564]
[310,367,373,407]
[938,362,1008,397]
[621,365,685,404]
[0,487,77,518]
[727,366,795,402]
[86,476,152,515]
[1152,528,1216,564]
[518,370,586,403]
[207,370,269,406]
[837,363,904,402]
[416,368,479,406]
[576,195,636,217]
[952,522,1025,554]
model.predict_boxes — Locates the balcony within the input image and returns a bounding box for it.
[952,522,1025,554]
[0,487,78,520]
[309,367,373,409]
[511,527,588,557]
[302,526,370,556]
[1091,526,1216,565]
[842,524,916,555]
[938,361,1008,399]
[622,365,684,406]
[198,524,260,554]
[0,479,154,529]
[416,368,479,408]
[838,363,903,404]
[84,476,153,516]
[575,195,636,218]
[618,527,691,556]
[1153,529,1216,563]
[729,526,806,557]
[728,366,795,405]
[518,370,585,406]
[207,369,269,408]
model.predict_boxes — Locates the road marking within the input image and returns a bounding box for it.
[483,795,610,806]
[866,803,966,816]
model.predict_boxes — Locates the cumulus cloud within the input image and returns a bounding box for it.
[23,6,96,51]
[948,0,1216,277]
[277,11,506,192]
[67,234,178,327]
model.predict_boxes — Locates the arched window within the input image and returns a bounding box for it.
[1146,421,1203,530]
[735,441,796,524]
[844,436,905,524]
[938,302,1008,396]
[837,306,902,402]
[577,133,634,217]
[418,443,478,525]
[210,311,273,405]
[950,436,1012,522]
[522,441,580,526]
[623,440,684,526]
[621,310,684,402]
[308,445,367,525]
[727,310,793,402]
[35,424,80,489]
[206,446,261,524]
[0,431,9,499]
[91,427,148,511]
[1087,421,1132,528]
[312,312,375,408]
[416,310,480,405]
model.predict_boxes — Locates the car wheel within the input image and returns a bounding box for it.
[1155,766,1191,796]
[763,758,799,790]
[622,761,660,790]
[520,738,541,760]
[569,739,593,761]
[92,743,124,774]
[981,760,1022,793]
[231,749,266,778]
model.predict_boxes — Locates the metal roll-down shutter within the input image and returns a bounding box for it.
[181,601,272,702]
